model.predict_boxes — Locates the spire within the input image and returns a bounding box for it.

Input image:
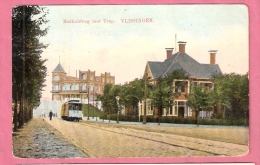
[52,63,66,73]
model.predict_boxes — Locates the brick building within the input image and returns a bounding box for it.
[141,41,222,119]
[51,63,115,103]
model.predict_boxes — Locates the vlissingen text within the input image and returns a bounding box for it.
[120,18,153,23]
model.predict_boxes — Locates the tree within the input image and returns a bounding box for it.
[119,78,144,116]
[211,73,248,121]
[150,79,171,124]
[150,71,187,124]
[97,83,119,121]
[12,6,49,131]
[188,84,212,125]
[210,74,231,119]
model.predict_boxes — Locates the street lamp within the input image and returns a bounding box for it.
[93,91,95,119]
[95,101,98,121]
[87,87,90,120]
[138,101,141,122]
[116,96,120,123]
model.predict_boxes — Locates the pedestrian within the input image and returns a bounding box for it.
[49,110,53,120]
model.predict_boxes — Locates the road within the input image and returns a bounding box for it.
[12,118,87,158]
[43,117,248,158]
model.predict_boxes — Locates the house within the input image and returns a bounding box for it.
[141,41,222,119]
[51,62,115,104]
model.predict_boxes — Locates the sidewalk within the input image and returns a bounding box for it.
[12,118,88,158]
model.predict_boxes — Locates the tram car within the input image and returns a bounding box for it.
[60,100,83,121]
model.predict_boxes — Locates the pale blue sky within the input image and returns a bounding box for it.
[40,5,248,100]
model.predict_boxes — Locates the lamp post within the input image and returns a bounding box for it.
[138,101,141,122]
[95,101,98,121]
[93,91,95,119]
[87,87,90,120]
[116,96,120,123]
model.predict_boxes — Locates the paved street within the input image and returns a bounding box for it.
[12,118,87,158]
[46,117,248,158]
[13,117,248,158]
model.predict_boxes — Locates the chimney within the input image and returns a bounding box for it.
[165,48,174,59]
[178,41,187,53]
[209,50,218,66]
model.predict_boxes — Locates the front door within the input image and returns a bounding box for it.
[178,107,185,118]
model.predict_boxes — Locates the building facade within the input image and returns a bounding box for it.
[51,63,115,104]
[141,41,222,119]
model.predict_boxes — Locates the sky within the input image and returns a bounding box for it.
[39,5,248,100]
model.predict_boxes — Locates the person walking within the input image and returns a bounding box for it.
[49,110,53,120]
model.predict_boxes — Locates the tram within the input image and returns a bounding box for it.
[60,100,83,121]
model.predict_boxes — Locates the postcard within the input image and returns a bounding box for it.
[1,2,259,165]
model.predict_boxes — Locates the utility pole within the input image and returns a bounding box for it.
[87,87,90,120]
[93,90,95,119]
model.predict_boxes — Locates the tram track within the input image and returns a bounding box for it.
[78,121,245,156]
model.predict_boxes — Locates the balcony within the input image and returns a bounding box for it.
[79,90,88,93]
[51,89,103,94]
[51,90,60,93]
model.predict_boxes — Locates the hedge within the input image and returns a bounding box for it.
[99,114,246,126]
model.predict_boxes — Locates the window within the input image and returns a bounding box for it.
[147,100,153,115]
[89,84,93,91]
[66,84,70,90]
[187,107,192,116]
[82,73,86,80]
[54,75,60,81]
[175,81,188,93]
[71,83,79,90]
[175,86,181,93]
[81,83,86,90]
[169,106,173,115]
[53,84,59,90]
[62,84,66,91]
[174,106,178,116]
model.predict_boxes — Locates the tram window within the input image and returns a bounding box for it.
[79,104,82,110]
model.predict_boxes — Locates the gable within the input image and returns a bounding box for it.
[147,61,166,79]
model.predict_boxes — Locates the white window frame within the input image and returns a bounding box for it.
[173,100,191,117]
